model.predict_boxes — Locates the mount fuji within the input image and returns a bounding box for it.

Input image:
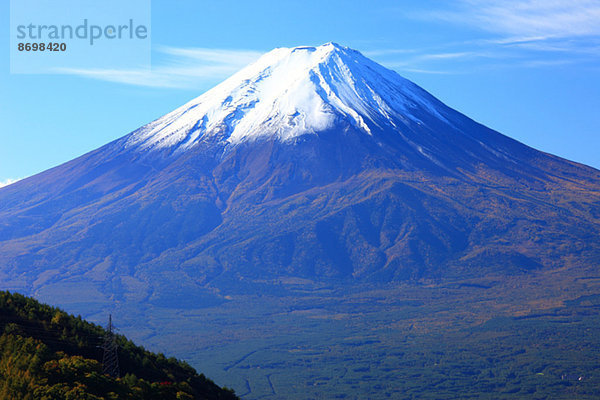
[1,42,599,308]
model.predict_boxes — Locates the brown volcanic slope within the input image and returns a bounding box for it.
[0,43,599,307]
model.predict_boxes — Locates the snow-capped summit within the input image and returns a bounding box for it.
[125,42,447,152]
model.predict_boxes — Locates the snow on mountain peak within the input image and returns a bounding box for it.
[125,42,447,152]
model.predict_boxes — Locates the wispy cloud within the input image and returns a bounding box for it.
[57,47,263,89]
[417,51,483,61]
[369,46,515,73]
[159,47,262,65]
[0,178,21,188]
[373,0,600,75]
[396,68,456,75]
[373,44,582,75]
[429,0,600,39]
[363,48,419,57]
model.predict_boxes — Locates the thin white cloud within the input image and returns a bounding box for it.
[363,48,419,57]
[369,47,510,73]
[417,51,480,60]
[376,1,600,75]
[159,47,263,65]
[431,0,600,39]
[398,68,456,75]
[496,36,600,55]
[518,58,578,68]
[0,178,20,188]
[57,47,263,89]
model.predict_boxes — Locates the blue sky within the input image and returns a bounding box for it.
[1,0,600,186]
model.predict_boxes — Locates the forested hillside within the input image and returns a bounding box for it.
[0,291,238,399]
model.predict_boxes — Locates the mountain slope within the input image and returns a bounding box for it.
[0,291,238,399]
[0,43,599,306]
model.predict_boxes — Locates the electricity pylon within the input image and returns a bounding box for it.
[102,314,120,378]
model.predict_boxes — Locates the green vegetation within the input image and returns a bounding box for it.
[0,291,238,400]
[3,269,600,399]
[142,270,600,399]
